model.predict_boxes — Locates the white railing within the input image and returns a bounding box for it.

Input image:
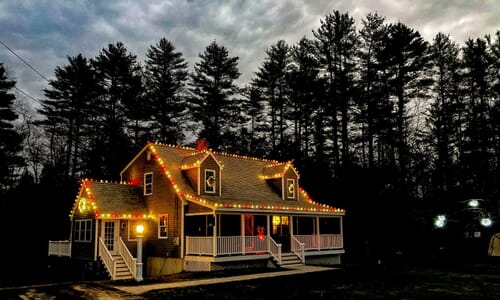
[185,234,342,258]
[186,235,271,256]
[294,234,343,250]
[186,236,214,255]
[118,237,136,278]
[269,237,282,264]
[291,235,305,263]
[99,237,117,279]
[48,240,71,257]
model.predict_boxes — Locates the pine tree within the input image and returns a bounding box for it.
[144,38,188,144]
[378,22,431,191]
[0,63,23,192]
[253,40,291,158]
[41,54,101,180]
[357,12,388,168]
[188,41,241,150]
[92,42,142,178]
[428,33,462,201]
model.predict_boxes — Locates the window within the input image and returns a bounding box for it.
[74,219,92,242]
[286,178,296,199]
[144,172,153,195]
[204,169,216,193]
[158,214,168,239]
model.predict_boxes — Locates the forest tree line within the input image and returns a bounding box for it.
[1,10,500,260]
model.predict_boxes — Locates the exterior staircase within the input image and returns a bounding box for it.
[275,252,304,268]
[104,255,134,280]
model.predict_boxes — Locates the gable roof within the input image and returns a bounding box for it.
[262,161,299,179]
[147,142,344,216]
[70,179,148,219]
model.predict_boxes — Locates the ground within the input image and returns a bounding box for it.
[2,263,500,299]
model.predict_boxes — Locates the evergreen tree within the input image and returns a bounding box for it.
[378,22,431,192]
[357,12,388,168]
[288,37,322,161]
[92,42,142,178]
[253,40,291,158]
[144,38,188,144]
[427,33,463,202]
[41,54,101,180]
[0,63,23,192]
[460,37,494,197]
[188,41,241,150]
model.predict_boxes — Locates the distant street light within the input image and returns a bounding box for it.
[434,215,447,228]
[480,217,493,227]
[136,224,144,282]
[468,199,480,208]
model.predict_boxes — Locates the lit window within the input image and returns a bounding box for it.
[205,169,216,193]
[286,179,296,199]
[144,172,153,195]
[159,214,168,239]
[74,219,92,242]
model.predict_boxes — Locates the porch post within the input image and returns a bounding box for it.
[213,214,217,257]
[316,216,320,250]
[241,214,245,255]
[266,215,270,252]
[340,216,344,248]
[180,200,186,258]
[94,219,99,261]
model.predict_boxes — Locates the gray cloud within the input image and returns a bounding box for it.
[0,0,498,111]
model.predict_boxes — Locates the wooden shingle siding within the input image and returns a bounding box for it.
[184,168,198,193]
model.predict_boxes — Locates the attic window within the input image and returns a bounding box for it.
[144,172,153,195]
[286,178,296,199]
[205,169,216,193]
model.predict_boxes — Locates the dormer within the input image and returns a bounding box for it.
[181,151,223,196]
[262,161,300,201]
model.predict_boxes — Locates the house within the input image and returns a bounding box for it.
[48,141,345,280]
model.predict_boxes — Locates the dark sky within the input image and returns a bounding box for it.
[1,0,498,112]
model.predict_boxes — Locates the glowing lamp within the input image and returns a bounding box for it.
[434,215,446,228]
[468,199,479,208]
[480,217,492,227]
[136,224,145,236]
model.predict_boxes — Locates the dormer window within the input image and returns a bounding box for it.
[286,178,296,200]
[205,169,216,193]
[144,172,153,195]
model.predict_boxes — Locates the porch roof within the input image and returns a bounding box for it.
[71,180,148,219]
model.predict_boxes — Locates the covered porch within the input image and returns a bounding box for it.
[184,213,344,266]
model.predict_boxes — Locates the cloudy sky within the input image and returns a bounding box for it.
[1,0,499,112]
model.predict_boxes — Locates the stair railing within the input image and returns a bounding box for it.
[118,237,137,279]
[269,237,282,265]
[291,235,305,264]
[98,237,117,279]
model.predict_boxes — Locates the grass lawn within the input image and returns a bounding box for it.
[142,264,500,299]
[2,263,500,299]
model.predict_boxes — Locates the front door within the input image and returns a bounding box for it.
[102,220,120,255]
[271,215,290,252]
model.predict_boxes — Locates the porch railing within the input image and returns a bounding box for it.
[291,235,305,263]
[118,237,136,278]
[294,234,343,250]
[99,237,117,279]
[185,234,342,259]
[48,240,71,257]
[186,236,270,256]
